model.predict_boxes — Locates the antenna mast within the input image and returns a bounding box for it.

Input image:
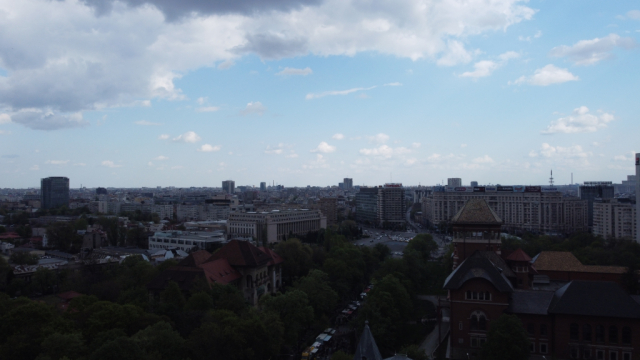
[549,170,554,186]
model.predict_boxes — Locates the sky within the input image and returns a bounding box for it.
[0,0,638,188]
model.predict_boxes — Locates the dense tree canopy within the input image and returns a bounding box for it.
[481,314,530,360]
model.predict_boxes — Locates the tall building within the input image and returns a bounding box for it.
[41,177,70,209]
[355,187,379,224]
[343,178,353,190]
[377,183,405,226]
[318,197,338,226]
[636,152,640,243]
[470,181,478,187]
[593,199,637,240]
[222,180,235,194]
[579,182,615,227]
[422,186,588,235]
[448,178,462,187]
[260,182,267,191]
[96,187,108,195]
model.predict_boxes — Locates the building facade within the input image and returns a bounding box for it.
[579,182,615,228]
[377,183,405,226]
[228,210,326,243]
[260,182,267,191]
[318,197,338,226]
[343,178,353,190]
[448,178,462,187]
[355,187,379,224]
[222,180,235,194]
[593,199,637,240]
[422,187,588,235]
[41,177,70,209]
[148,230,225,251]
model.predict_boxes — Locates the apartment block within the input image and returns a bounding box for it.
[318,197,338,226]
[593,199,637,240]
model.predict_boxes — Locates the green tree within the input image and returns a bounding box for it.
[261,290,313,347]
[330,350,352,360]
[0,301,62,359]
[33,267,57,295]
[160,281,186,313]
[185,291,214,312]
[10,251,39,265]
[126,227,148,248]
[132,321,186,360]
[0,256,10,290]
[294,269,339,318]
[47,222,83,252]
[481,314,530,360]
[405,233,438,261]
[275,238,313,282]
[90,337,144,360]
[39,332,85,360]
[400,344,429,360]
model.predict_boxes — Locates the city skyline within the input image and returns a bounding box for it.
[0,1,638,188]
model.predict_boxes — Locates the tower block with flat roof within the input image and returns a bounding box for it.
[451,198,503,269]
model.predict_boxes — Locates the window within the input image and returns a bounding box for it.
[471,337,478,348]
[485,291,491,300]
[459,321,463,330]
[596,325,605,342]
[609,326,618,344]
[571,347,579,359]
[571,323,580,341]
[622,327,631,344]
[583,324,592,342]
[479,338,487,346]
[540,343,548,354]
[529,342,535,352]
[622,353,631,360]
[610,351,618,360]
[466,291,471,299]
[584,349,592,359]
[540,324,548,337]
[470,311,487,331]
[527,323,535,336]
[596,350,604,360]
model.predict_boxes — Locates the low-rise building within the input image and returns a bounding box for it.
[228,209,326,243]
[148,230,226,252]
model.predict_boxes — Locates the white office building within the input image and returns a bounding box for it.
[148,231,225,252]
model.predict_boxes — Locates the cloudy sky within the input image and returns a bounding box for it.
[0,0,638,188]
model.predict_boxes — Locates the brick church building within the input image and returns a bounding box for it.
[442,199,640,360]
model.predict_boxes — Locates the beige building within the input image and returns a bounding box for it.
[422,188,588,234]
[593,199,637,240]
[228,210,326,243]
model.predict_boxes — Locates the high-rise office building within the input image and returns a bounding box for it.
[470,181,478,187]
[343,178,353,190]
[579,182,615,228]
[355,187,379,224]
[636,153,640,242]
[41,177,70,209]
[377,184,405,226]
[448,178,462,187]
[260,182,267,191]
[222,180,235,194]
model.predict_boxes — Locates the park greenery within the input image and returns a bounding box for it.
[0,221,445,360]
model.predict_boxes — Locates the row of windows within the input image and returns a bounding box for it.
[527,323,548,336]
[570,324,631,344]
[465,291,492,301]
[529,342,548,354]
[571,348,631,360]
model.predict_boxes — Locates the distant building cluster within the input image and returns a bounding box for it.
[355,184,406,227]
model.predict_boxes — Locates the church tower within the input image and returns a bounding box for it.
[451,198,503,269]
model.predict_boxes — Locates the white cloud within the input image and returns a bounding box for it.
[460,51,519,78]
[627,10,640,20]
[11,109,88,130]
[172,131,201,143]
[196,106,220,112]
[518,30,542,42]
[332,133,344,140]
[276,67,313,76]
[368,133,390,144]
[302,154,329,170]
[240,102,266,116]
[533,143,589,159]
[217,60,235,69]
[513,64,579,86]
[359,145,411,158]
[542,107,615,134]
[384,82,402,87]
[102,160,122,168]
[613,152,636,162]
[158,134,170,140]
[0,130,10,135]
[198,144,222,152]
[154,155,169,161]
[135,120,161,126]
[311,141,336,153]
[171,165,183,169]
[45,160,69,165]
[0,114,11,124]
[197,97,207,105]
[0,0,535,130]
[461,144,467,148]
[30,165,39,170]
[411,142,421,148]
[306,86,376,100]
[549,34,636,65]
[73,163,86,166]
[285,153,299,158]
[473,155,494,163]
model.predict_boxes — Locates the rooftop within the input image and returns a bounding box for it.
[533,251,626,274]
[451,199,502,225]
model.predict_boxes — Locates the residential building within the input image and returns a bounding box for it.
[318,197,338,226]
[593,199,637,240]
[448,178,462,187]
[355,187,378,224]
[148,230,226,251]
[260,182,267,191]
[579,182,615,227]
[222,180,235,194]
[422,187,588,235]
[41,176,70,209]
[96,187,108,195]
[147,240,284,305]
[470,181,478,187]
[377,183,405,227]
[228,210,326,243]
[343,178,353,190]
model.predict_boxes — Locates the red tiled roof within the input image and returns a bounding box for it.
[533,251,627,274]
[506,248,532,262]
[199,258,242,285]
[259,246,284,266]
[208,240,270,267]
[178,249,212,267]
[57,291,83,301]
[0,232,21,239]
